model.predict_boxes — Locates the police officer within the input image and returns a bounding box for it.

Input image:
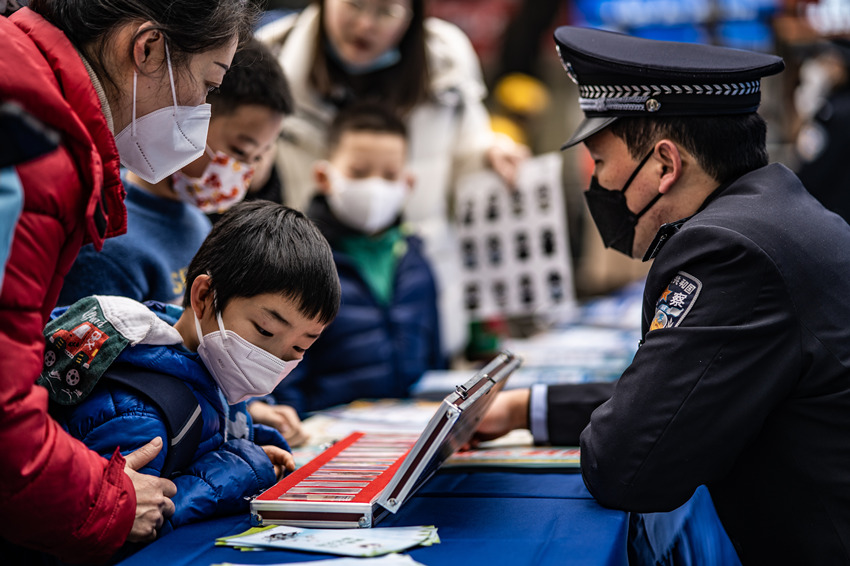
[476,26,850,564]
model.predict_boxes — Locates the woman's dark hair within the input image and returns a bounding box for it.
[183,200,340,325]
[608,113,769,185]
[208,37,293,117]
[30,0,259,88]
[326,100,407,153]
[312,0,429,115]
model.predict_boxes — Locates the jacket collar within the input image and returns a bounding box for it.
[642,178,735,261]
[77,52,115,134]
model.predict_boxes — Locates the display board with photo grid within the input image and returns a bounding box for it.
[454,152,575,321]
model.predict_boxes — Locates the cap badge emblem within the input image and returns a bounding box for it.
[555,46,580,85]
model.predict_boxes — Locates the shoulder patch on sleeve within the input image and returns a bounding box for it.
[649,271,702,331]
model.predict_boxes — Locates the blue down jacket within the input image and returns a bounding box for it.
[51,302,288,532]
[271,197,445,415]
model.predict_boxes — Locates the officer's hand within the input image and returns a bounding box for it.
[262,445,296,479]
[124,437,177,543]
[249,401,309,447]
[471,388,531,446]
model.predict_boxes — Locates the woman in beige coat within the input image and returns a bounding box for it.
[258,0,526,357]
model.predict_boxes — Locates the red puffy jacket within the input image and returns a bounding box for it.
[0,8,133,563]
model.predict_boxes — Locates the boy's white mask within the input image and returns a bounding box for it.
[114,42,211,184]
[194,311,299,404]
[325,165,407,234]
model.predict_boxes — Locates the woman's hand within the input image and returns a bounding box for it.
[123,437,177,542]
[486,133,531,188]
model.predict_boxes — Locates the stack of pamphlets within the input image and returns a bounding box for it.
[445,445,580,469]
[211,554,427,566]
[216,525,439,557]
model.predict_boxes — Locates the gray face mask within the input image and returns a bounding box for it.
[583,149,661,257]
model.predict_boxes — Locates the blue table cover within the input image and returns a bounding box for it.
[117,470,737,566]
[117,471,625,566]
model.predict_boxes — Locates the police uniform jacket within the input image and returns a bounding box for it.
[547,163,850,564]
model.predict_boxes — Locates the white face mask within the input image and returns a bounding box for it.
[194,311,299,404]
[114,43,211,184]
[172,146,254,213]
[325,166,407,234]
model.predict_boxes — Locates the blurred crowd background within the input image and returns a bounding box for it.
[256,0,850,299]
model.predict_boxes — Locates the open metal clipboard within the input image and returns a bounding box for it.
[250,350,521,528]
[377,350,521,513]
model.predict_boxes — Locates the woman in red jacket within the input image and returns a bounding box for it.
[0,0,256,562]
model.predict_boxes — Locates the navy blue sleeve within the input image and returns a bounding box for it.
[425,270,448,371]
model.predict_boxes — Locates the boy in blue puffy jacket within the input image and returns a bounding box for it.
[40,201,340,536]
[248,102,445,431]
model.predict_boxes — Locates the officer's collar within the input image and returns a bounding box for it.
[642,179,733,261]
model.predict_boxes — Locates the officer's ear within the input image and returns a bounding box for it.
[654,139,683,195]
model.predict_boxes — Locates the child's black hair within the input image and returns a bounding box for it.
[326,101,407,154]
[183,200,340,325]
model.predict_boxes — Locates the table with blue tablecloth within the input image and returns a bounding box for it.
[117,469,738,566]
[119,303,740,566]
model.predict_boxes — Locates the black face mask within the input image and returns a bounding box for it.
[583,149,662,257]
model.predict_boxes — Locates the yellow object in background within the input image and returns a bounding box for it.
[490,113,528,145]
[494,72,551,117]
[490,72,552,146]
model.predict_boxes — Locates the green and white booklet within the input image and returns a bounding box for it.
[216,525,439,557]
[212,554,427,566]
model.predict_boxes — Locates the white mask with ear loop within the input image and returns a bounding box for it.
[114,42,211,184]
[194,311,300,404]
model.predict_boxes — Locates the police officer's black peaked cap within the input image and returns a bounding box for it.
[554,26,785,149]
